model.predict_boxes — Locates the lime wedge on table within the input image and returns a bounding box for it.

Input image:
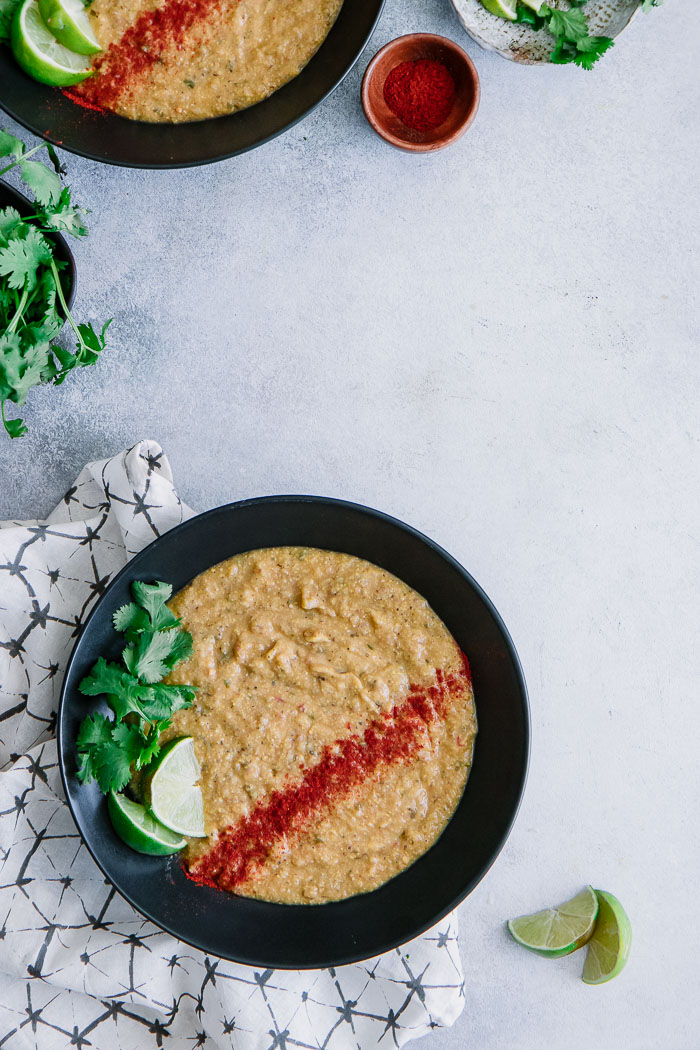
[518,0,542,11]
[38,0,101,56]
[507,885,599,957]
[143,736,205,838]
[11,0,94,86]
[479,0,518,20]
[108,791,186,856]
[582,890,632,984]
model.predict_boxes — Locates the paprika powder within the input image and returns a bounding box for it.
[383,58,456,132]
[185,657,471,894]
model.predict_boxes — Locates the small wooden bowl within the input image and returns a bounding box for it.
[361,34,480,153]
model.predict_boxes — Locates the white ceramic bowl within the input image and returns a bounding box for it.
[450,0,641,64]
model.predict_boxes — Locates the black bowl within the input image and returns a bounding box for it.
[58,496,529,968]
[0,179,76,309]
[0,0,383,168]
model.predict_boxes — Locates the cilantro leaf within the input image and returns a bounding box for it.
[113,601,150,635]
[0,127,23,157]
[573,35,614,68]
[0,333,51,405]
[0,333,24,401]
[42,187,88,238]
[138,682,196,721]
[131,580,176,626]
[123,628,183,683]
[91,722,146,793]
[163,628,193,668]
[0,226,51,290]
[1,413,27,438]
[28,269,61,332]
[20,158,62,208]
[78,656,147,720]
[75,579,197,798]
[45,142,65,176]
[550,36,578,63]
[541,4,588,39]
[78,644,196,719]
[78,656,135,697]
[76,711,114,783]
[74,318,111,367]
[135,724,163,769]
[77,711,114,748]
[0,207,23,245]
[529,2,615,70]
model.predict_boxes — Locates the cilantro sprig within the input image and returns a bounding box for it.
[76,581,197,795]
[1,129,111,438]
[515,0,614,69]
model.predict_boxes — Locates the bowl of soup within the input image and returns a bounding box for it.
[0,0,384,167]
[58,495,530,968]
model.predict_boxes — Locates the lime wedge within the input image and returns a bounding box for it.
[582,890,632,984]
[507,885,599,957]
[143,736,205,838]
[11,0,94,86]
[518,0,542,10]
[479,0,518,20]
[108,790,186,856]
[38,0,101,56]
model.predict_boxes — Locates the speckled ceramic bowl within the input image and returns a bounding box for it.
[0,0,384,168]
[451,0,640,63]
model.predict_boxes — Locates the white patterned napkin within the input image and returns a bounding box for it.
[0,441,465,1050]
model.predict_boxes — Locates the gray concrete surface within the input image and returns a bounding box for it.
[1,0,698,1046]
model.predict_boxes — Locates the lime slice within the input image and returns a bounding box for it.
[108,790,186,856]
[507,885,599,957]
[518,0,542,10]
[11,0,94,86]
[479,0,518,20]
[582,890,632,984]
[38,0,101,56]
[143,736,205,838]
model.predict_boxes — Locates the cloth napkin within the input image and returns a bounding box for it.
[0,441,465,1050]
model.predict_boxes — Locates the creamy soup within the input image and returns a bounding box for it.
[164,547,476,903]
[76,0,344,122]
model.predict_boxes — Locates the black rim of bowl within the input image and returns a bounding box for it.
[58,495,530,968]
[0,179,77,309]
[0,0,385,169]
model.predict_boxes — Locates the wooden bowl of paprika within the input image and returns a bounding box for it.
[361,34,480,153]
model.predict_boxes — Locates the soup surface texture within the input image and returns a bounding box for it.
[165,547,477,903]
[78,0,344,122]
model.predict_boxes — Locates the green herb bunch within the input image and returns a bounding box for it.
[77,581,197,795]
[0,129,110,438]
[515,0,614,68]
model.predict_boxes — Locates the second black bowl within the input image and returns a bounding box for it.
[58,496,529,968]
[0,179,76,309]
[0,0,384,168]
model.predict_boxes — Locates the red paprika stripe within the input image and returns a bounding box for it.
[74,0,226,110]
[186,655,471,892]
